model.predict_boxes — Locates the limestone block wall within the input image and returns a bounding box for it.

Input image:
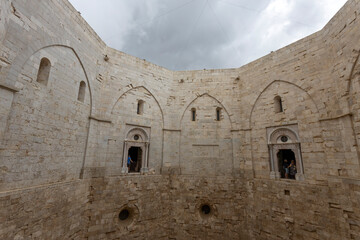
[1,0,360,239]
[250,80,323,180]
[0,0,105,238]
[109,86,164,173]
[167,69,239,174]
[86,176,171,239]
[0,180,89,240]
[0,45,91,191]
[245,178,360,240]
[168,176,250,239]
[180,94,233,175]
[92,47,174,175]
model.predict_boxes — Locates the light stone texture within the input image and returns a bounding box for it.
[0,0,360,239]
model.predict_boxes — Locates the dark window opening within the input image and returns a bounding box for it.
[128,147,142,173]
[201,204,211,215]
[284,190,290,195]
[137,100,144,115]
[77,81,86,102]
[36,58,51,85]
[191,108,196,121]
[216,108,221,121]
[277,149,296,180]
[119,209,130,220]
[274,96,283,113]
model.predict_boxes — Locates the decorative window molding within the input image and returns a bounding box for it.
[267,124,304,181]
[121,126,150,174]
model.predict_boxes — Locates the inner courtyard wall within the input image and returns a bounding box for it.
[0,0,360,239]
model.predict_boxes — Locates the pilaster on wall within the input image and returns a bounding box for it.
[162,129,181,174]
[231,129,253,178]
[0,83,19,148]
[80,116,112,179]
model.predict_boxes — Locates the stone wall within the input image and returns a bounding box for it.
[0,0,360,239]
[86,176,171,240]
[0,180,89,239]
[246,178,360,240]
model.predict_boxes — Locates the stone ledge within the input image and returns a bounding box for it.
[0,82,20,92]
[89,115,112,123]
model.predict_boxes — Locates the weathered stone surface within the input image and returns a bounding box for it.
[0,0,360,239]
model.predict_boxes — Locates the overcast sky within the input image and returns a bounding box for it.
[68,0,347,71]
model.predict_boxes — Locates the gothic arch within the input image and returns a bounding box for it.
[110,86,164,127]
[249,80,320,127]
[6,39,94,114]
[347,50,360,98]
[180,93,233,128]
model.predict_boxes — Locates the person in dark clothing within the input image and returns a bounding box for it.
[288,160,297,179]
[283,159,290,179]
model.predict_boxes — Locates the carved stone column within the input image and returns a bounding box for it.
[295,143,305,180]
[269,145,276,179]
[140,143,149,173]
[121,141,129,173]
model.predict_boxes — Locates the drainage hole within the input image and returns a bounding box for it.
[201,204,211,215]
[119,209,130,221]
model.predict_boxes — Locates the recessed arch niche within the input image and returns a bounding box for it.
[179,94,233,175]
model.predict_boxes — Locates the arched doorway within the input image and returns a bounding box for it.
[121,127,150,174]
[267,125,304,180]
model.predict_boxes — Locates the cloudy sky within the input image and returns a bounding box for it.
[68,0,347,71]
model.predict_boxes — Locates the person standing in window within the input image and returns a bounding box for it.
[127,156,133,172]
[283,159,290,179]
[289,160,297,179]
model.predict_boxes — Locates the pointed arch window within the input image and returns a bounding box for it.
[77,81,86,102]
[274,96,283,113]
[36,58,51,85]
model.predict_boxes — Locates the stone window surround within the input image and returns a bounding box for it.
[121,127,150,174]
[267,124,305,181]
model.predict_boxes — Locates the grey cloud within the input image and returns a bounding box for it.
[69,0,347,70]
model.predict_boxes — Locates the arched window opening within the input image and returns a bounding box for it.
[191,108,196,121]
[274,96,283,113]
[36,58,51,85]
[137,100,144,115]
[77,81,86,102]
[216,107,221,121]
